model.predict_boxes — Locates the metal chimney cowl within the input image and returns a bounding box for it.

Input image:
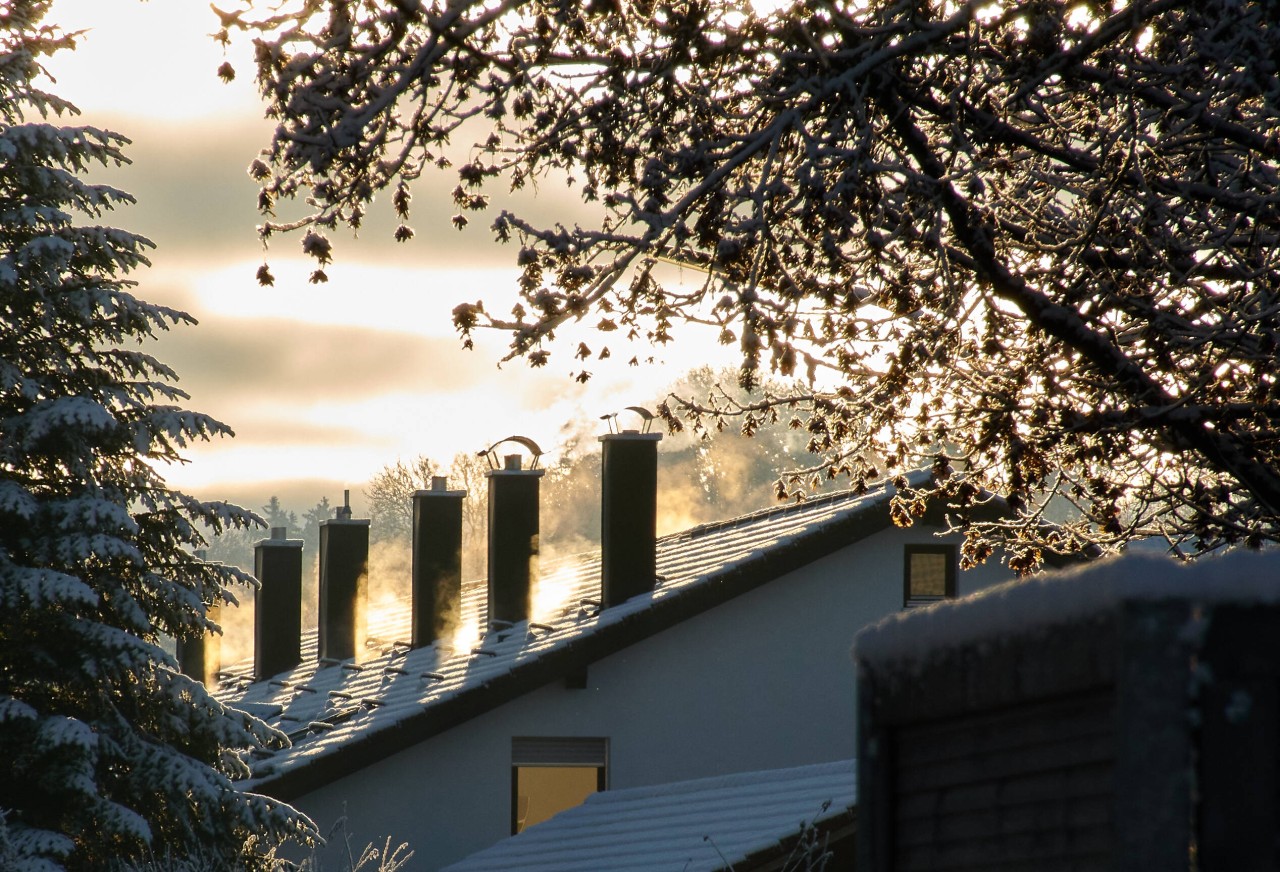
[318,492,370,663]
[412,475,466,649]
[599,430,663,607]
[253,525,304,681]
[487,454,544,627]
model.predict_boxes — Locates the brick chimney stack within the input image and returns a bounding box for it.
[318,490,370,662]
[253,526,303,680]
[485,440,544,627]
[412,476,466,648]
[600,409,662,607]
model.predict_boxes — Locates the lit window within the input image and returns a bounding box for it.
[904,544,956,607]
[511,737,608,834]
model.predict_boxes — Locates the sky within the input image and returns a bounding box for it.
[41,0,740,514]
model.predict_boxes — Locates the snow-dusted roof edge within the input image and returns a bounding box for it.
[852,548,1280,673]
[248,481,914,801]
[440,760,857,872]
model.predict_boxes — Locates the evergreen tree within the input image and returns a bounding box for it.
[300,496,333,556]
[0,3,313,868]
[260,495,299,537]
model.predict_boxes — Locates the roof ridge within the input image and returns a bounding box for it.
[666,477,902,543]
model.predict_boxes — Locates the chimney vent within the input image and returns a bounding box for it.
[254,531,304,680]
[482,436,545,627]
[318,497,370,663]
[600,408,662,607]
[336,488,353,521]
[412,480,466,648]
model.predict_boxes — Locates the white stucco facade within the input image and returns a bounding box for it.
[290,526,1012,871]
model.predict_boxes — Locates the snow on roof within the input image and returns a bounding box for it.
[439,759,856,872]
[219,474,926,796]
[853,548,1280,672]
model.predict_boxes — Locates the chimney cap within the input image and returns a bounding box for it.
[322,488,369,525]
[255,535,304,548]
[413,475,466,497]
[413,484,467,498]
[335,488,354,521]
[480,435,544,471]
[599,430,662,443]
[600,406,658,435]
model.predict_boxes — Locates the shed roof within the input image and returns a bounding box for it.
[439,759,857,872]
[220,474,925,799]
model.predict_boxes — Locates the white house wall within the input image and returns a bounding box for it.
[291,526,1012,871]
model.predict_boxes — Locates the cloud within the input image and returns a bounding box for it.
[85,115,590,272]
[216,416,377,448]
[150,317,492,411]
[170,259,524,339]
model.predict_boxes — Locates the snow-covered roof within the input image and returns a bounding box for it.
[853,548,1280,672]
[439,760,856,872]
[219,474,924,798]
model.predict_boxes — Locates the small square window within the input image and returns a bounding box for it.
[904,544,957,607]
[511,737,608,834]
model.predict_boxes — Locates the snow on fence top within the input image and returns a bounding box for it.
[853,549,1280,671]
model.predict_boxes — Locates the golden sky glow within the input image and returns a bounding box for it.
[41,1,740,511]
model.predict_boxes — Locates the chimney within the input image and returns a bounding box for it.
[484,439,545,627]
[600,409,663,607]
[318,490,370,662]
[412,476,466,648]
[253,526,304,680]
[177,601,221,687]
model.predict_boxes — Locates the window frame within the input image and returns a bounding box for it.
[510,736,609,834]
[903,544,958,608]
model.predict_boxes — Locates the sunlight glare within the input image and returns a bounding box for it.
[748,0,800,14]
[975,1,1003,23]
[530,563,582,625]
[44,0,258,121]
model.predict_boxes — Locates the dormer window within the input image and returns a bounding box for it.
[904,544,956,608]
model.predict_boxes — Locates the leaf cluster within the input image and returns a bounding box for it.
[234,0,1280,565]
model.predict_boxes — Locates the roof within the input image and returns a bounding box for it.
[439,760,857,872]
[220,473,927,799]
[852,548,1280,673]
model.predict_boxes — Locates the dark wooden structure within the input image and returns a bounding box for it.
[856,592,1280,871]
